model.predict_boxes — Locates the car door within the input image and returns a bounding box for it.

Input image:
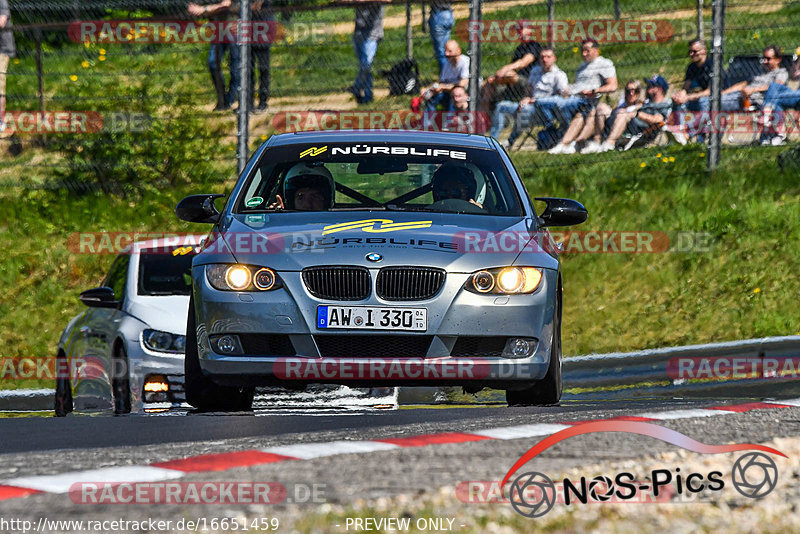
[75,254,130,410]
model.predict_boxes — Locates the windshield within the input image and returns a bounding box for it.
[138,251,196,296]
[235,143,523,216]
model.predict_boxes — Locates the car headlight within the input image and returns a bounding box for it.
[466,267,543,295]
[206,264,282,291]
[142,329,186,353]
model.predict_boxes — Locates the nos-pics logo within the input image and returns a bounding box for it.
[501,421,783,518]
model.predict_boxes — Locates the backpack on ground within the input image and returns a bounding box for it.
[382,58,419,96]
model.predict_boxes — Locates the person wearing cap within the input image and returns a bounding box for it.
[268,163,335,211]
[586,75,672,153]
[559,79,643,155]
[431,164,484,209]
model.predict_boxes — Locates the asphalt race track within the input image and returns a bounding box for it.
[2,395,800,532]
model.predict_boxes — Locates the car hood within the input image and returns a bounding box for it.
[127,296,190,336]
[219,211,557,272]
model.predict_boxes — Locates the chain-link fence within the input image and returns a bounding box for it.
[1,0,799,192]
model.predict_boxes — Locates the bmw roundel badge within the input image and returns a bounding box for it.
[366,252,383,262]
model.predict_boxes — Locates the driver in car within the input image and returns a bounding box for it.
[431,164,484,209]
[268,163,335,211]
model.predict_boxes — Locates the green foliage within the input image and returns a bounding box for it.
[50,75,227,197]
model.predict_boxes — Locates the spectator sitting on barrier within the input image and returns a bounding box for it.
[544,39,618,154]
[494,47,568,147]
[670,39,714,141]
[759,80,800,146]
[479,40,542,115]
[188,0,241,111]
[0,0,15,137]
[721,45,787,112]
[451,85,469,112]
[420,40,469,112]
[345,0,390,105]
[587,75,672,153]
[577,79,643,154]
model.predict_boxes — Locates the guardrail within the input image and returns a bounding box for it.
[563,335,800,399]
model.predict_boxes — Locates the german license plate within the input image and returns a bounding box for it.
[317,306,427,331]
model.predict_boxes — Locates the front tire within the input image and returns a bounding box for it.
[112,342,132,414]
[506,282,563,406]
[54,350,73,417]
[185,296,255,412]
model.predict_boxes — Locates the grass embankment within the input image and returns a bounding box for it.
[2,143,799,391]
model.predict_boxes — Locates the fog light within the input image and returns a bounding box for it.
[143,375,169,403]
[211,334,243,355]
[502,338,537,358]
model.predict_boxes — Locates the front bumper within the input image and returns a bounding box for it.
[192,266,558,388]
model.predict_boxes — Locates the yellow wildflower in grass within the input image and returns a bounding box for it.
[81,60,89,68]
[753,287,761,294]
[99,48,106,55]
[656,152,662,158]
[700,152,706,157]
[260,134,268,141]
[573,46,579,53]
[84,40,92,48]
[12,58,19,64]
[640,162,646,168]
[669,156,675,162]
[662,157,668,162]
[69,75,78,82]
[99,55,106,62]
[752,33,759,40]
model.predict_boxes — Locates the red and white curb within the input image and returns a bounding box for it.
[1,399,797,501]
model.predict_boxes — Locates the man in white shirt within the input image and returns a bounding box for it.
[491,47,568,144]
[540,39,618,153]
[421,40,469,112]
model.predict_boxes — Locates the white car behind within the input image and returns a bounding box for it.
[55,236,205,415]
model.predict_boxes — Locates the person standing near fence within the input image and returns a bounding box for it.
[346,0,389,105]
[250,0,273,113]
[0,0,14,136]
[188,0,240,111]
[428,1,454,75]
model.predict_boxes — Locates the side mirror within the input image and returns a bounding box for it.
[175,194,225,224]
[79,286,120,308]
[535,197,588,227]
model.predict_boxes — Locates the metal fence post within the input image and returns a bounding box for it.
[707,0,725,171]
[697,0,704,40]
[614,0,621,20]
[406,1,413,59]
[547,0,554,48]
[35,28,44,115]
[237,0,252,176]
[468,0,481,114]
